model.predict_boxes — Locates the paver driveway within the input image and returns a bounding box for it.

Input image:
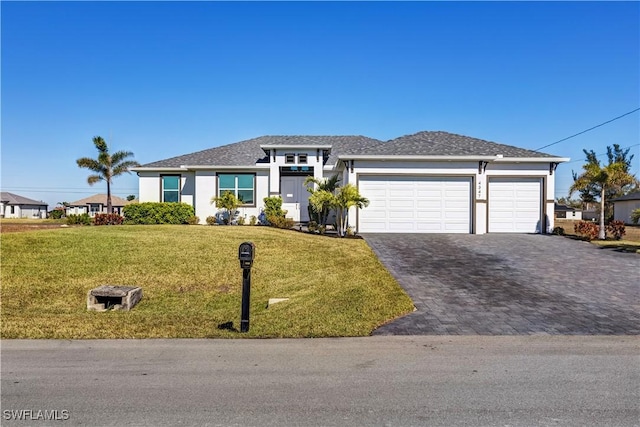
[363,234,639,335]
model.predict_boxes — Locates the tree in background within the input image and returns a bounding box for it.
[126,195,136,201]
[555,197,582,209]
[76,137,140,214]
[572,144,636,219]
[570,148,637,240]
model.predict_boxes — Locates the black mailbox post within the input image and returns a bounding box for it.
[238,242,255,332]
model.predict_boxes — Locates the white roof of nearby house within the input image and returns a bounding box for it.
[0,192,48,207]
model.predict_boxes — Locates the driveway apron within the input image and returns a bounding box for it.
[363,234,640,335]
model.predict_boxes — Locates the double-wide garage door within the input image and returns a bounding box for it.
[358,176,472,233]
[488,178,542,233]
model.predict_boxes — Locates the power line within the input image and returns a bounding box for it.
[535,108,640,151]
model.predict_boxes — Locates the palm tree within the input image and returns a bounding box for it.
[76,136,140,214]
[570,160,637,240]
[304,174,341,225]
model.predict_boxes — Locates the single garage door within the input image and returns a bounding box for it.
[358,176,472,233]
[488,178,542,233]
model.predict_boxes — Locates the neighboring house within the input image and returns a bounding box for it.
[0,192,48,219]
[66,194,133,217]
[554,203,582,220]
[134,131,569,234]
[612,192,640,224]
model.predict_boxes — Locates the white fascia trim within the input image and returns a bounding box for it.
[339,155,498,161]
[131,167,188,172]
[181,165,271,170]
[338,155,570,163]
[493,157,570,163]
[260,144,333,150]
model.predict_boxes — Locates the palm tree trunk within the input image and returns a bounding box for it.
[599,187,606,240]
[106,180,113,214]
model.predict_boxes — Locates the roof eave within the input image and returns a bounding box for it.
[132,167,188,172]
[181,165,270,170]
[339,155,570,162]
[339,155,503,161]
[260,144,333,150]
[493,157,570,163]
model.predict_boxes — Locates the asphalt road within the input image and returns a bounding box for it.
[2,336,638,426]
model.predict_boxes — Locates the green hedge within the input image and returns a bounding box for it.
[123,202,195,225]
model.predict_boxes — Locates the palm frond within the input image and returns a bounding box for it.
[76,157,106,174]
[111,150,136,165]
[87,175,103,185]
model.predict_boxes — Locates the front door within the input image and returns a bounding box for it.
[281,176,309,222]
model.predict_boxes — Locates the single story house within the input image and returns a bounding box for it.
[554,203,582,220]
[612,191,640,224]
[66,194,133,217]
[134,131,569,234]
[0,192,48,219]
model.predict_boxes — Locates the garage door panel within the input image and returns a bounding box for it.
[488,179,541,233]
[417,200,442,208]
[416,189,443,198]
[389,210,416,219]
[359,176,471,233]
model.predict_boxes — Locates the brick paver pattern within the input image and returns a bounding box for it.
[363,234,640,335]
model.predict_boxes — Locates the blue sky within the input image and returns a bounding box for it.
[2,1,638,209]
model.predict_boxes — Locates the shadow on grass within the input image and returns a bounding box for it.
[555,234,640,253]
[217,321,239,332]
[594,243,640,253]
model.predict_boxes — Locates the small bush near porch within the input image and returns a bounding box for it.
[1,225,413,338]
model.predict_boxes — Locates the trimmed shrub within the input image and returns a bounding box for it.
[50,209,65,219]
[266,215,294,229]
[263,196,285,217]
[94,213,124,226]
[206,216,217,225]
[67,213,91,226]
[574,221,599,241]
[551,226,565,236]
[123,202,195,225]
[249,215,257,226]
[237,216,245,225]
[606,220,626,240]
[263,196,294,228]
[187,216,200,225]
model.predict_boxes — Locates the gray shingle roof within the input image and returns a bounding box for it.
[1,192,48,206]
[141,135,384,168]
[68,194,132,207]
[140,131,558,169]
[612,191,640,202]
[371,131,557,158]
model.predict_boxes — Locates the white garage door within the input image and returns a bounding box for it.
[488,178,542,233]
[358,176,472,233]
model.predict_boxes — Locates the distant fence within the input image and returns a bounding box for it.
[554,219,640,241]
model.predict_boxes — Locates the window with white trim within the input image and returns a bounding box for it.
[218,174,255,205]
[162,175,181,202]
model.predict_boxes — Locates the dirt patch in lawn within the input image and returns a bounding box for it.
[0,223,69,233]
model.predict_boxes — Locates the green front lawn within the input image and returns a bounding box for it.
[1,225,414,338]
